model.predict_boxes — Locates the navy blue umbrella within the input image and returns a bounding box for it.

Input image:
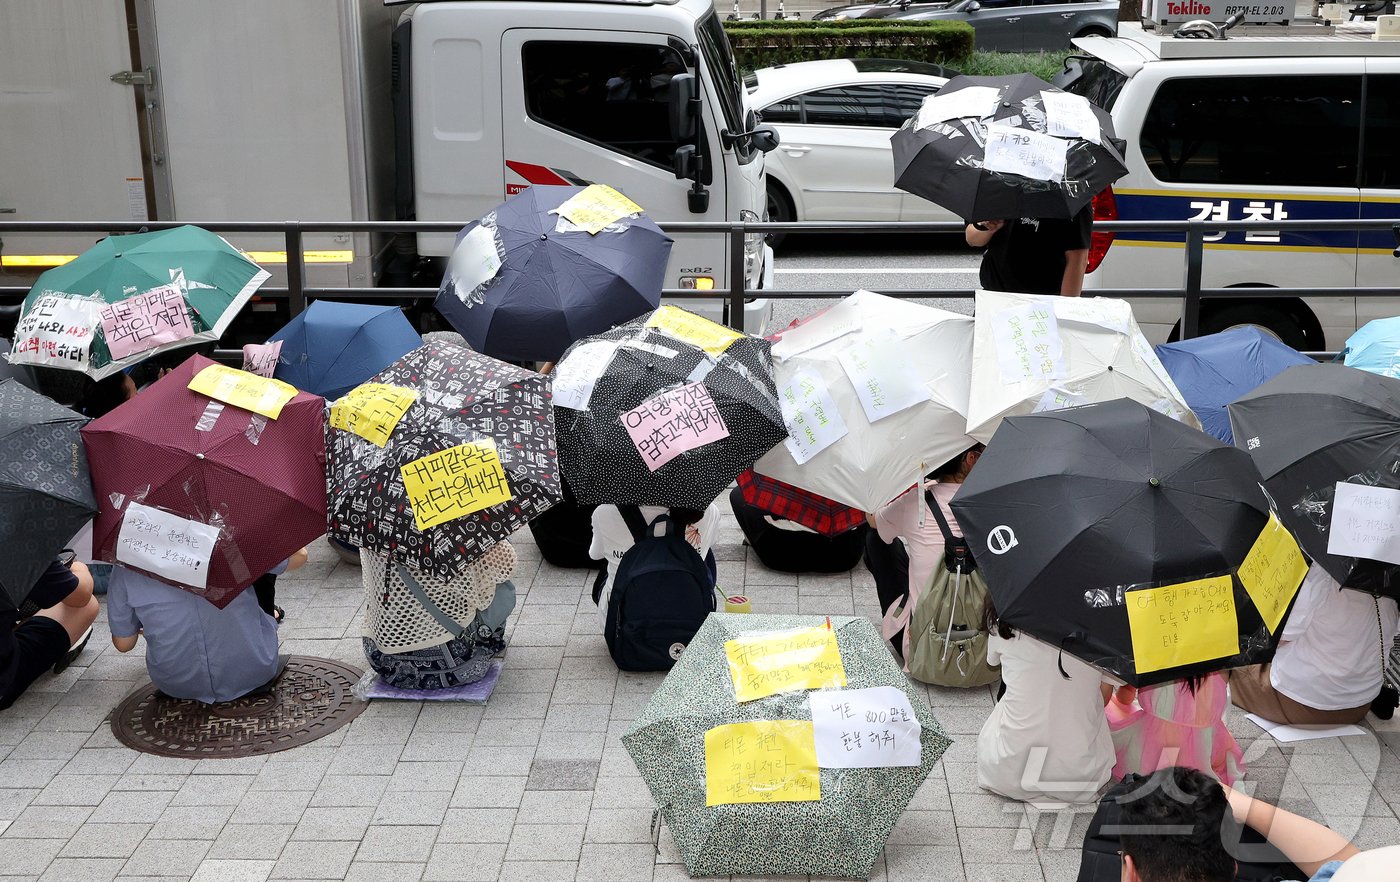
[267,300,422,401]
[435,185,673,363]
[1155,327,1313,444]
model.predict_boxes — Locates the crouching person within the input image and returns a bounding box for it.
[1,556,99,710]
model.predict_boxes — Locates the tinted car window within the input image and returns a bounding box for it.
[1363,74,1399,189]
[1140,76,1361,187]
[1055,57,1126,110]
[802,84,913,128]
[893,84,940,122]
[759,96,802,123]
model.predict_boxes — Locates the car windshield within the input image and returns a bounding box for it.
[1054,56,1127,110]
[697,11,744,133]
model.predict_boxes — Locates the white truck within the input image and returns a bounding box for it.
[0,0,776,333]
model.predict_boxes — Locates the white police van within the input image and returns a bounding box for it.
[1060,20,1400,349]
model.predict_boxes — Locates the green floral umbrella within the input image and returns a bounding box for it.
[7,225,268,380]
[622,613,951,878]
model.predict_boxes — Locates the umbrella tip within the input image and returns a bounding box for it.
[1149,477,1160,488]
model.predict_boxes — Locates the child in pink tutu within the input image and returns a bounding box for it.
[1107,673,1244,786]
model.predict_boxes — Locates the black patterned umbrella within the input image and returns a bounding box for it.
[551,307,787,509]
[326,340,560,576]
[0,378,97,607]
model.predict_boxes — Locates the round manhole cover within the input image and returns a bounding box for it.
[111,656,368,758]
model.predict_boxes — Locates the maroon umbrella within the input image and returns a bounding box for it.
[81,354,327,607]
[737,469,866,537]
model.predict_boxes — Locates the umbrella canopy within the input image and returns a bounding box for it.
[1155,327,1313,444]
[326,340,560,576]
[552,306,786,509]
[952,398,1308,687]
[267,300,422,400]
[892,73,1127,220]
[623,613,950,878]
[1342,316,1400,379]
[0,339,38,391]
[7,225,268,380]
[966,289,1199,442]
[0,378,97,608]
[750,289,976,513]
[1228,363,1400,598]
[736,469,865,537]
[81,355,327,608]
[435,184,674,362]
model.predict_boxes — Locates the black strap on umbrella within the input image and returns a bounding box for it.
[394,562,466,641]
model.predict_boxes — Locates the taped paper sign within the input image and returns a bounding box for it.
[623,382,730,471]
[1042,90,1102,145]
[779,368,849,465]
[645,305,745,357]
[809,686,921,768]
[704,720,821,806]
[984,124,1068,182]
[551,340,620,410]
[116,502,220,590]
[1126,576,1239,674]
[99,284,195,360]
[1238,512,1308,634]
[836,329,930,424]
[400,440,513,530]
[448,224,503,301]
[725,625,847,702]
[772,317,862,361]
[241,340,282,378]
[1052,297,1131,335]
[329,383,419,447]
[1328,482,1400,565]
[993,302,1066,384]
[10,294,101,368]
[1032,387,1089,413]
[915,85,1000,128]
[555,184,644,234]
[188,364,299,420]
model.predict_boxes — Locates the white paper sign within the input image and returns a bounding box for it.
[1042,91,1102,145]
[1053,297,1131,335]
[772,318,863,361]
[779,368,849,465]
[552,340,619,410]
[1033,387,1089,413]
[448,224,503,301]
[836,329,930,424]
[1246,713,1367,744]
[116,502,221,589]
[993,303,1066,384]
[1328,482,1400,564]
[9,294,101,369]
[916,86,1001,128]
[984,124,1068,182]
[809,686,922,768]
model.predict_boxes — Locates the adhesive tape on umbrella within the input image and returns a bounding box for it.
[645,305,745,357]
[188,364,299,420]
[115,502,220,590]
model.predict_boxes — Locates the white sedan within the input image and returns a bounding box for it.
[745,58,958,243]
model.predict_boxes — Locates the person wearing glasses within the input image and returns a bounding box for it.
[0,553,99,710]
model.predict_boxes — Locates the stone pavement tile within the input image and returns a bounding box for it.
[120,837,212,877]
[86,788,173,824]
[1028,807,1097,852]
[1037,845,1082,882]
[563,634,611,658]
[498,860,580,882]
[462,744,536,779]
[450,775,527,810]
[31,775,115,806]
[527,758,600,792]
[355,824,438,862]
[191,756,270,776]
[438,807,518,844]
[373,788,450,825]
[8,731,88,761]
[346,861,425,881]
[543,703,612,733]
[309,775,389,808]
[506,823,586,861]
[384,760,463,794]
[35,705,110,733]
[590,776,654,809]
[599,746,639,779]
[125,752,199,776]
[36,857,124,882]
[1287,750,1371,786]
[421,841,505,881]
[958,825,1040,865]
[552,675,616,705]
[271,839,359,880]
[1338,815,1400,850]
[799,594,855,615]
[943,762,982,794]
[966,863,1046,882]
[585,807,654,844]
[57,822,151,858]
[250,760,331,793]
[57,748,137,778]
[400,730,474,763]
[1,803,93,839]
[475,718,544,747]
[649,864,695,881]
[291,805,373,841]
[883,844,965,882]
[207,822,295,860]
[503,646,566,670]
[887,809,958,846]
[0,758,67,789]
[527,584,588,607]
[555,655,619,682]
[575,843,657,881]
[189,859,276,882]
[0,836,62,876]
[951,791,1032,830]
[326,743,401,776]
[1306,783,1391,818]
[481,690,552,721]
[229,789,313,826]
[342,717,417,747]
[170,772,256,806]
[906,776,953,813]
[535,731,607,762]
[518,790,592,825]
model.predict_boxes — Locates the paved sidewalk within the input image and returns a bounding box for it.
[2,499,1398,882]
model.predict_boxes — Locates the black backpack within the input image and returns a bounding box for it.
[602,506,716,671]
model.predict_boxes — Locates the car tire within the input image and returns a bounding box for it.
[1074,26,1114,38]
[1195,303,1312,351]
[766,181,795,251]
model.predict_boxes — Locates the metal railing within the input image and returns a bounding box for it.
[3,217,1399,349]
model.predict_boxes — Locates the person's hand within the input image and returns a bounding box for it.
[972,220,1004,233]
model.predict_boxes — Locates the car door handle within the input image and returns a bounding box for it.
[781,145,812,155]
[1005,16,1020,21]
[1060,11,1076,16]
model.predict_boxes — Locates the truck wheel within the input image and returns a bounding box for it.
[1197,303,1312,351]
[766,182,795,251]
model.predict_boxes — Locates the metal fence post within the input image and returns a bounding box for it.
[727,224,747,332]
[1181,223,1204,340]
[285,223,307,318]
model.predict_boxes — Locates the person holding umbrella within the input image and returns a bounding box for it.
[964,208,1093,297]
[1,556,98,710]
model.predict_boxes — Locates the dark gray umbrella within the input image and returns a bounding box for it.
[0,378,97,607]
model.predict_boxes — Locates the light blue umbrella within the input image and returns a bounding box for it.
[267,301,422,401]
[1155,327,1312,444]
[1343,316,1400,380]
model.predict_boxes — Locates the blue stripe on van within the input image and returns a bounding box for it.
[1112,192,1359,251]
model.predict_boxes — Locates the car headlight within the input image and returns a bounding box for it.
[741,209,763,277]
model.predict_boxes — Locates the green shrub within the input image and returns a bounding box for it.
[723,20,974,71]
[956,50,1073,80]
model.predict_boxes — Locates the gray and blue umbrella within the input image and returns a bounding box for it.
[434,185,673,362]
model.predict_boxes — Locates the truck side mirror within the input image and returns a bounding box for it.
[673,144,699,181]
[669,73,698,143]
[750,125,780,154]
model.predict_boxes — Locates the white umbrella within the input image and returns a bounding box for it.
[965,289,1199,443]
[752,289,975,513]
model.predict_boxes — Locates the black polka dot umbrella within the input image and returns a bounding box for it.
[552,307,787,510]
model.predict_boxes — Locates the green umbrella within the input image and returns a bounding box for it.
[622,613,952,878]
[7,225,269,380]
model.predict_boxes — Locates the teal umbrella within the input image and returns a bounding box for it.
[6,225,269,379]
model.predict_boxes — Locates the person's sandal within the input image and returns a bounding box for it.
[272,606,285,624]
[53,625,92,674]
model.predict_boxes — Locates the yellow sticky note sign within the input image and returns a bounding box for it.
[188,364,298,420]
[1126,576,1239,674]
[646,305,745,358]
[704,720,821,806]
[330,383,419,447]
[724,625,847,702]
[556,184,644,234]
[1238,512,1309,634]
[400,440,512,530]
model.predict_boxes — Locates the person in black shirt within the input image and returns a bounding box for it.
[1,558,99,710]
[965,207,1094,296]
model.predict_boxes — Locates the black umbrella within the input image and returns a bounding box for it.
[435,185,673,362]
[553,307,787,509]
[951,398,1305,687]
[1228,363,1400,599]
[891,73,1127,220]
[0,378,97,608]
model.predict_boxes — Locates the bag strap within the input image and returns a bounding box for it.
[619,505,650,543]
[395,563,465,640]
[925,489,960,545]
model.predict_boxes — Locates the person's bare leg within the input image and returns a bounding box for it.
[34,594,99,647]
